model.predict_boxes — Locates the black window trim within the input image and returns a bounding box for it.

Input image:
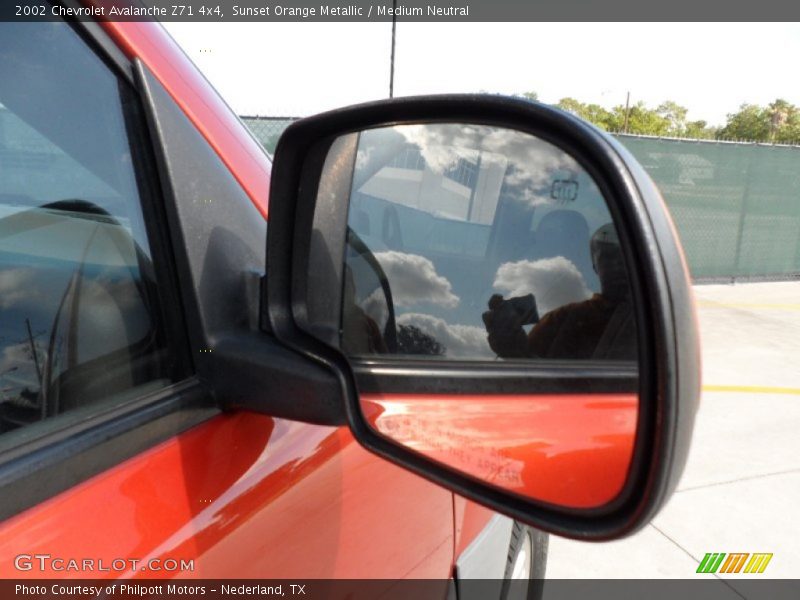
[0,14,217,520]
[120,71,195,383]
[56,0,134,83]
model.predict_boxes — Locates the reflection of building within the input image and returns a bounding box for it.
[359,146,507,226]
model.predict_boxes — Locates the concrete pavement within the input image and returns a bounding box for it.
[545,281,800,582]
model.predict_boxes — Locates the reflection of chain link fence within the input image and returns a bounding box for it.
[240,116,800,282]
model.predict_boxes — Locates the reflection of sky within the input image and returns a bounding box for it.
[395,124,577,190]
[348,124,614,356]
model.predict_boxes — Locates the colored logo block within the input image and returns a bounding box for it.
[697,553,773,574]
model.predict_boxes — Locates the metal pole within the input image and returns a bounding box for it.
[732,153,753,281]
[389,0,397,98]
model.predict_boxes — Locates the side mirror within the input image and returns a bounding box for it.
[264,95,700,540]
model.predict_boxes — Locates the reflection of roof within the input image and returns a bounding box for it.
[0,205,137,267]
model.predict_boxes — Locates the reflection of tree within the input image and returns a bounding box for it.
[397,324,446,356]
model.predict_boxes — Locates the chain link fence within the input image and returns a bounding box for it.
[241,116,800,283]
[618,134,800,282]
[241,116,300,155]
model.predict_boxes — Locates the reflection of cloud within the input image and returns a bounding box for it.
[373,251,459,308]
[397,313,492,358]
[0,268,41,309]
[494,257,591,315]
[394,123,581,201]
[398,124,481,172]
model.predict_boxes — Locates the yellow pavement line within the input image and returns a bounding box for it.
[703,384,800,396]
[696,300,800,311]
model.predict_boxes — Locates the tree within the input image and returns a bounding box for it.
[768,99,800,143]
[717,99,800,143]
[556,97,617,131]
[685,120,717,139]
[555,97,717,138]
[397,324,446,356]
[717,103,771,141]
[535,94,723,139]
[656,101,689,133]
[518,91,539,102]
[612,101,671,135]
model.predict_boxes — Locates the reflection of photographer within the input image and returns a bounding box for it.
[482,293,539,358]
[483,223,636,361]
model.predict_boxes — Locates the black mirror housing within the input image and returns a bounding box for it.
[263,94,700,540]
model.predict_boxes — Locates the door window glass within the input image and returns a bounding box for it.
[0,22,175,437]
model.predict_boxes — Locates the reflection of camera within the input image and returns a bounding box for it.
[482,294,539,359]
[505,294,539,325]
[488,294,539,326]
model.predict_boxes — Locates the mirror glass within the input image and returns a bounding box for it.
[334,123,639,509]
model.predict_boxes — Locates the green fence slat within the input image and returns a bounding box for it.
[614,135,800,282]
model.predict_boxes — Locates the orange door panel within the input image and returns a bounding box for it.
[0,415,453,578]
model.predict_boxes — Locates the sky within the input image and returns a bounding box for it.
[163,22,800,126]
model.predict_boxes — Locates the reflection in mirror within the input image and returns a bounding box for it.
[340,123,637,362]
[361,394,637,509]
[333,123,639,509]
